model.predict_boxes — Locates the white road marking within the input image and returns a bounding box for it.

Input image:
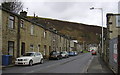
[82,56,94,73]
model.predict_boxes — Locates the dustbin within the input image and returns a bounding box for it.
[2,55,12,66]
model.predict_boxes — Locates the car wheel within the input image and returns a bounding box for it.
[29,60,33,66]
[40,59,44,64]
[57,57,59,60]
[65,55,67,58]
[67,56,69,58]
[49,58,51,60]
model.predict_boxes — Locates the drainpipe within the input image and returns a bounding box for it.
[17,17,20,57]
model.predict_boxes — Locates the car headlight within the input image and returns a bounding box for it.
[23,59,29,61]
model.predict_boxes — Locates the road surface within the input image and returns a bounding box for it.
[3,53,92,73]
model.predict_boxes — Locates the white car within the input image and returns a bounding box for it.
[15,52,44,66]
[60,51,69,58]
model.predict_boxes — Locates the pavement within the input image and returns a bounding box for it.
[86,53,115,74]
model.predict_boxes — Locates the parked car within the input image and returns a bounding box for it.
[91,51,97,55]
[60,51,69,58]
[68,51,75,56]
[49,51,62,60]
[74,51,78,56]
[15,52,44,66]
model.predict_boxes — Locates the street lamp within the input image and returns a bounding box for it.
[90,7,104,56]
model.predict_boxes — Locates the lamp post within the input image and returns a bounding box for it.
[90,7,104,56]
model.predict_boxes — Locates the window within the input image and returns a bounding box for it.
[21,42,25,55]
[30,44,34,51]
[38,45,40,52]
[116,15,120,27]
[44,31,47,38]
[8,41,14,55]
[44,45,47,56]
[31,25,34,35]
[20,19,24,28]
[8,15,15,29]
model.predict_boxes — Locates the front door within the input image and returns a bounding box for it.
[8,41,14,56]
[21,42,25,55]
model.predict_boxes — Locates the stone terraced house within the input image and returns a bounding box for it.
[0,7,81,63]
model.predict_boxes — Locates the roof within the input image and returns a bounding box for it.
[0,6,71,40]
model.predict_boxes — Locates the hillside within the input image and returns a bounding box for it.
[27,16,104,44]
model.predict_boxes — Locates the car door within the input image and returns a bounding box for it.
[36,53,41,63]
[33,53,38,63]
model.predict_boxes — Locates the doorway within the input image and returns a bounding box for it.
[21,42,25,55]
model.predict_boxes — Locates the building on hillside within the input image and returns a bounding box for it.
[106,13,120,74]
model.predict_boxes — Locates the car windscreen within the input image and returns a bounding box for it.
[69,51,73,53]
[23,53,34,56]
[60,52,63,54]
[50,52,57,55]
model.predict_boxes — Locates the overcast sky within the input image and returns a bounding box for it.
[21,0,119,27]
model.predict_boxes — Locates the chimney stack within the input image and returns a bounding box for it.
[20,10,27,17]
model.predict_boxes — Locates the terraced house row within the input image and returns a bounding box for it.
[0,7,81,62]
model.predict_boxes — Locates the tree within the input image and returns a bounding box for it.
[2,0,23,13]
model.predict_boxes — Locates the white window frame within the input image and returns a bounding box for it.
[20,19,24,28]
[44,31,47,38]
[31,25,34,35]
[30,44,34,51]
[8,15,14,29]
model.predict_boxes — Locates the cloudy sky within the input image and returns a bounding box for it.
[21,0,119,27]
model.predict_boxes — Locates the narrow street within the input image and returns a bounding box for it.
[2,53,92,73]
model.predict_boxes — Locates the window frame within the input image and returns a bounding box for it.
[8,15,15,29]
[20,19,24,28]
[116,15,120,27]
[30,44,34,51]
[8,41,14,55]
[43,30,47,38]
[30,25,34,35]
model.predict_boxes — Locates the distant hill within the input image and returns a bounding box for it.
[27,16,104,44]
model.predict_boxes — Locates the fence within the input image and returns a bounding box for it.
[109,37,118,73]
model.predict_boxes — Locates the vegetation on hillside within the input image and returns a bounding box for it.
[27,16,105,44]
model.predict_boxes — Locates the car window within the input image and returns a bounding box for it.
[57,51,60,53]
[50,51,56,55]
[37,53,41,56]
[23,53,34,56]
[60,52,63,54]
[34,53,37,56]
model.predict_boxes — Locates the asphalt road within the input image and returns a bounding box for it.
[2,53,92,73]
